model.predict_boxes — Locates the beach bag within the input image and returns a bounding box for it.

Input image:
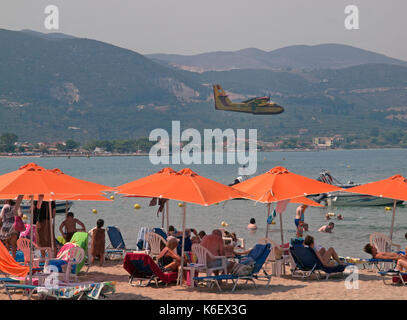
[13,216,25,232]
[231,262,254,276]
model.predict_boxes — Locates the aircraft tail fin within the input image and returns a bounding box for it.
[213,84,233,109]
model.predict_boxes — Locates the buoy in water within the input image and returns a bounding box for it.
[385,207,392,211]
[92,209,98,214]
[178,203,184,208]
[221,221,228,227]
[110,195,115,200]
[134,203,141,210]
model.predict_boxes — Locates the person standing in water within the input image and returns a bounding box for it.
[295,204,308,237]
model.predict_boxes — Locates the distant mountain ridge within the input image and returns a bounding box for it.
[1,29,407,143]
[148,44,407,71]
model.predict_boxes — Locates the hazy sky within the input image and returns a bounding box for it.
[1,0,406,60]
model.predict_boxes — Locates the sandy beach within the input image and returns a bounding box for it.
[2,260,406,300]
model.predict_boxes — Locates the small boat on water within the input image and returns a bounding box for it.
[313,170,403,207]
[0,201,73,215]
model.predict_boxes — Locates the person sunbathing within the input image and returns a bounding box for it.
[157,236,181,272]
[364,243,407,271]
[304,235,345,266]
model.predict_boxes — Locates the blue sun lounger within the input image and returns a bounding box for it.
[106,226,139,259]
[290,246,347,280]
[378,269,407,285]
[193,243,272,292]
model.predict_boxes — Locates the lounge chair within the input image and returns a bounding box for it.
[258,238,292,276]
[370,232,401,270]
[16,238,51,268]
[377,269,407,285]
[1,283,39,300]
[45,245,85,282]
[192,243,228,276]
[339,256,396,271]
[106,226,138,260]
[289,246,347,280]
[193,243,272,292]
[123,252,178,287]
[69,232,89,273]
[2,281,116,300]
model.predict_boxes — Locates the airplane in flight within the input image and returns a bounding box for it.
[213,84,284,115]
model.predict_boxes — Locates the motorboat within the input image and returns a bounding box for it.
[313,170,403,207]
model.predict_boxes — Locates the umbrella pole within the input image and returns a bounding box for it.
[390,199,397,241]
[178,202,186,286]
[161,203,165,229]
[279,211,284,245]
[166,201,169,232]
[29,196,34,284]
[48,201,55,258]
[265,203,271,238]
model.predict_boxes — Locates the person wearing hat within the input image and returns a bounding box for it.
[157,236,181,272]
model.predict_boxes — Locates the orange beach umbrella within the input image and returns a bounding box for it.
[116,167,177,195]
[116,167,178,230]
[117,168,248,205]
[234,166,343,203]
[234,166,342,243]
[0,163,114,200]
[117,167,250,285]
[0,162,114,282]
[346,174,407,240]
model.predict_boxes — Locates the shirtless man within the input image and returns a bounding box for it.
[318,222,335,233]
[200,229,235,273]
[59,212,86,242]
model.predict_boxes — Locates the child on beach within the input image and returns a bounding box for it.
[59,212,86,242]
[89,219,106,267]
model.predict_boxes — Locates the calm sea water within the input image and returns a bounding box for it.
[1,148,407,258]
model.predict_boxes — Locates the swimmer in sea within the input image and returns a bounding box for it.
[247,218,257,230]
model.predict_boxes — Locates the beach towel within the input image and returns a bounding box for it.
[20,224,37,243]
[69,232,89,274]
[36,281,116,300]
[136,227,152,250]
[123,253,178,284]
[0,240,29,277]
[153,228,167,240]
[48,243,79,274]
